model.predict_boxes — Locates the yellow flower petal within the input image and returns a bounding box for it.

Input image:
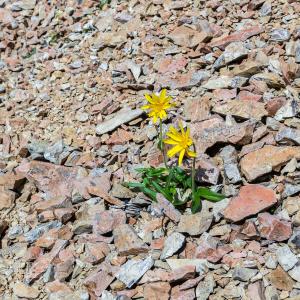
[178,149,185,166]
[187,150,197,158]
[167,145,183,158]
[166,132,182,142]
[141,105,150,110]
[163,138,179,145]
[144,94,154,103]
[160,88,167,99]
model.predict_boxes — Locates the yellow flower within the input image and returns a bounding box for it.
[141,89,174,123]
[164,123,197,166]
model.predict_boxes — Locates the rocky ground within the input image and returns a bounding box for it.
[0,0,300,299]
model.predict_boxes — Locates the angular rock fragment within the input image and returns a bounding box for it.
[177,211,212,236]
[161,232,186,260]
[276,245,298,271]
[116,256,154,288]
[96,108,143,135]
[240,145,300,181]
[213,99,267,120]
[191,117,256,153]
[113,224,148,256]
[275,126,300,145]
[224,185,277,222]
[232,267,258,282]
[168,26,211,48]
[258,212,292,241]
[267,266,295,291]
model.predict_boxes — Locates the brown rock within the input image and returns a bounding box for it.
[257,212,292,241]
[143,282,171,300]
[13,282,40,299]
[168,26,211,48]
[265,97,287,116]
[191,117,255,153]
[45,280,73,294]
[0,172,26,191]
[209,26,264,49]
[240,145,300,181]
[177,212,213,236]
[238,91,262,102]
[224,185,277,222]
[0,190,16,210]
[113,224,148,256]
[184,96,211,122]
[267,266,295,291]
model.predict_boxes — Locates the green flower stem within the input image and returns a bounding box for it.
[191,143,200,210]
[159,119,168,168]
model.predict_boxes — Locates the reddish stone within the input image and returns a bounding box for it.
[150,237,165,250]
[257,212,292,241]
[106,128,133,145]
[143,282,171,300]
[156,56,188,74]
[25,246,43,262]
[84,242,110,265]
[238,91,262,102]
[0,190,16,210]
[84,270,114,297]
[93,209,126,235]
[169,265,196,283]
[55,252,75,281]
[213,89,237,101]
[209,26,264,49]
[240,220,259,237]
[171,286,195,300]
[26,239,68,283]
[0,172,25,191]
[224,185,277,222]
[265,97,287,116]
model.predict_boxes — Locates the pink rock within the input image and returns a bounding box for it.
[84,270,114,297]
[93,209,126,235]
[169,265,196,283]
[238,91,262,102]
[213,89,237,100]
[171,286,195,300]
[209,26,264,49]
[154,193,181,223]
[224,185,277,222]
[25,239,68,283]
[143,282,171,300]
[257,212,292,241]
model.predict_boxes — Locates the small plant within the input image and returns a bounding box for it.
[125,89,225,213]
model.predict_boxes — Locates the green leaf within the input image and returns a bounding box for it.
[196,188,225,202]
[191,196,202,213]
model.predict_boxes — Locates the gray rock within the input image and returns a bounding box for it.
[96,108,143,135]
[24,220,62,243]
[264,285,279,300]
[116,256,154,288]
[196,273,215,300]
[212,198,230,222]
[260,1,272,16]
[276,127,300,145]
[75,111,89,122]
[275,100,299,121]
[43,265,55,283]
[70,60,83,69]
[220,145,242,184]
[44,140,70,165]
[282,184,300,198]
[265,255,278,269]
[232,267,258,282]
[270,29,290,42]
[160,232,185,260]
[289,263,300,282]
[289,230,300,249]
[276,245,298,271]
[213,42,248,70]
[7,225,23,239]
